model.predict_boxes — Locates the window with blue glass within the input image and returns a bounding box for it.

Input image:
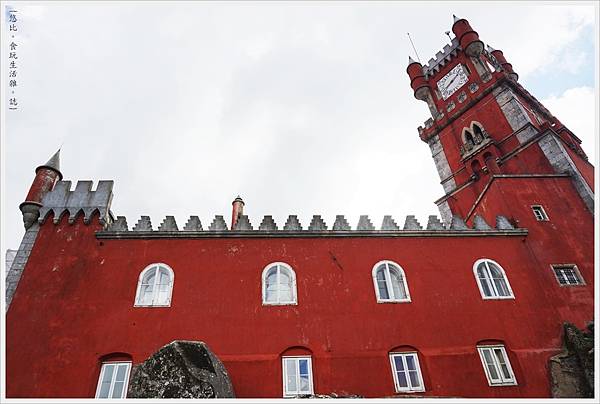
[282,356,313,396]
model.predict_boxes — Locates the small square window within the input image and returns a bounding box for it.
[282,356,313,397]
[531,205,549,221]
[552,265,584,286]
[389,352,425,393]
[477,345,517,386]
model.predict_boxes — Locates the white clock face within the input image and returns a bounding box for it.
[437,64,468,100]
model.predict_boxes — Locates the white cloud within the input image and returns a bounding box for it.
[1,2,597,253]
[542,86,597,163]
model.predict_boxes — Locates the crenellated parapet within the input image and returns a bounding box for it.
[97,213,525,238]
[423,37,461,79]
[38,180,114,225]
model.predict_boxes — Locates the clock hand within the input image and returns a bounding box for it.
[446,74,459,88]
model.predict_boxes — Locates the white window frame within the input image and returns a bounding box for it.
[477,345,517,386]
[473,258,515,300]
[282,356,314,397]
[531,205,549,221]
[372,260,411,303]
[134,263,174,307]
[262,262,298,305]
[552,264,585,286]
[95,361,132,399]
[389,352,425,393]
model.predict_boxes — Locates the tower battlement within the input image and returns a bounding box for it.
[37,180,114,225]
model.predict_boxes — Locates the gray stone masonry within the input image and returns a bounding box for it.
[423,37,460,78]
[494,85,533,139]
[473,215,492,230]
[184,216,203,231]
[381,215,399,231]
[357,215,375,231]
[158,216,179,231]
[108,216,128,231]
[426,215,444,230]
[208,216,228,231]
[308,215,327,231]
[496,215,515,230]
[38,180,113,225]
[258,216,278,231]
[450,215,468,230]
[233,215,253,231]
[97,214,526,237]
[6,223,40,310]
[403,215,423,230]
[538,133,594,213]
[332,215,351,231]
[133,216,153,231]
[283,215,302,231]
[437,200,453,226]
[428,134,457,194]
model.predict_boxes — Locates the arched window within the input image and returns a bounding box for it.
[95,353,133,399]
[472,123,485,143]
[134,263,174,306]
[473,259,514,299]
[372,260,411,303]
[262,262,297,305]
[464,130,475,148]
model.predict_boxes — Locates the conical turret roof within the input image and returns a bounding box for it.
[36,148,62,179]
[44,149,61,171]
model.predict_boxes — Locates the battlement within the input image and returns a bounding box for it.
[423,37,460,79]
[38,180,114,225]
[35,181,525,238]
[96,213,525,238]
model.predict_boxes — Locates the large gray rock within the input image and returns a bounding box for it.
[127,340,235,398]
[549,322,594,398]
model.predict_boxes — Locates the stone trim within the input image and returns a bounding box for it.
[97,228,527,239]
[538,133,594,213]
[5,223,40,311]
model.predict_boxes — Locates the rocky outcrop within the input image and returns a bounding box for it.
[127,340,235,398]
[549,322,594,398]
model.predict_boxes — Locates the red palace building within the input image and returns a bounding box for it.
[5,16,595,398]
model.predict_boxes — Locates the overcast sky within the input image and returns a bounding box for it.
[2,1,598,252]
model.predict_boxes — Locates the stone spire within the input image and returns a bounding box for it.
[37,148,61,177]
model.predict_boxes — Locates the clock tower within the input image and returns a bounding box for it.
[407,15,593,226]
[407,16,594,328]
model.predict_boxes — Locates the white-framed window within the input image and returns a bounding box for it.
[389,352,425,392]
[262,262,297,305]
[282,356,314,397]
[95,361,132,398]
[552,265,585,286]
[473,259,514,299]
[372,260,411,303]
[477,345,517,386]
[134,263,174,307]
[531,205,549,221]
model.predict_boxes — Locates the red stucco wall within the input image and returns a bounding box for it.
[6,211,593,398]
